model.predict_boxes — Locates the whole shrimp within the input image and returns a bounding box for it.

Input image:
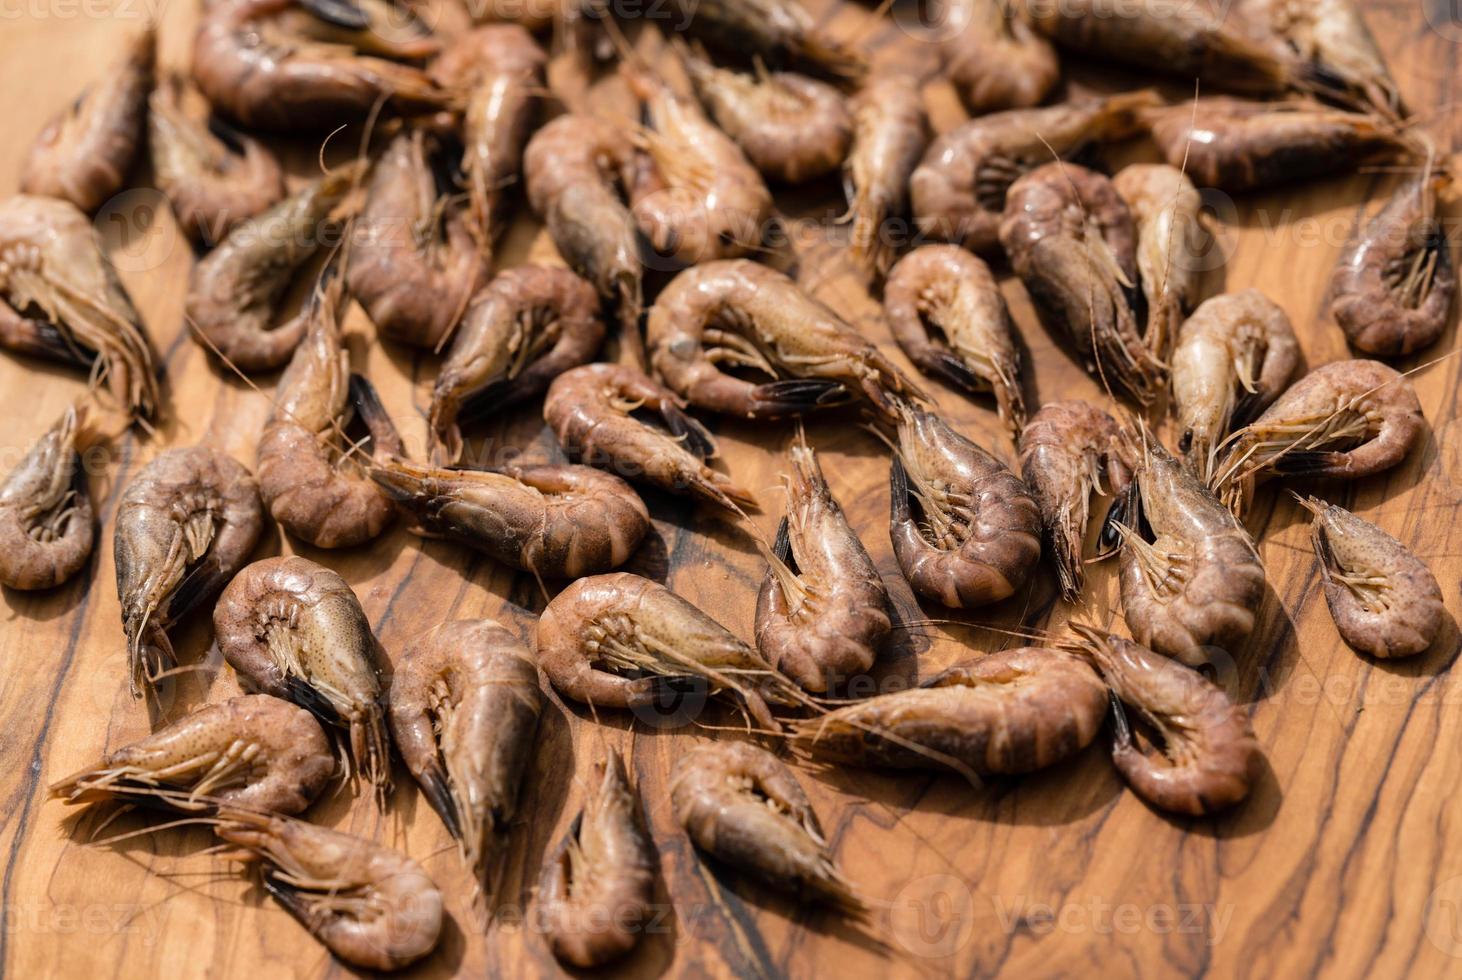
[114,446,264,699]
[0,408,94,591]
[50,694,334,817]
[1171,289,1300,483]
[544,362,755,511]
[20,25,153,213]
[1295,495,1444,658]
[430,265,604,462]
[942,0,1059,113]
[388,620,542,877]
[887,405,1042,608]
[843,71,927,283]
[646,259,923,423]
[671,0,867,79]
[0,195,159,423]
[1112,163,1206,360]
[883,244,1026,440]
[1251,0,1404,118]
[214,555,392,795]
[756,432,890,693]
[1017,400,1132,602]
[540,748,656,969]
[671,741,861,909]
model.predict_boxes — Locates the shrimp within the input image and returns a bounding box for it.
[429,264,604,463]
[671,741,860,909]
[388,620,542,877]
[0,408,94,591]
[214,810,442,971]
[1330,171,1455,357]
[1295,495,1444,658]
[185,165,360,373]
[1171,289,1300,483]
[646,259,923,423]
[942,0,1059,113]
[20,25,153,214]
[1251,0,1405,118]
[883,244,1025,439]
[1065,625,1262,815]
[756,433,890,693]
[887,405,1042,608]
[544,362,755,511]
[1017,400,1132,602]
[114,446,264,699]
[540,747,656,968]
[671,0,867,79]
[0,195,159,423]
[1112,163,1205,361]
[214,555,392,795]
[910,91,1156,255]
[466,0,558,28]
[843,71,928,283]
[50,694,334,817]
[148,73,287,246]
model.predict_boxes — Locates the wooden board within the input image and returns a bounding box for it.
[3,2,1461,977]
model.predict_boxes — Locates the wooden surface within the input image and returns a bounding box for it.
[3,2,1462,978]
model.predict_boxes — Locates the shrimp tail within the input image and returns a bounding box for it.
[751,378,851,414]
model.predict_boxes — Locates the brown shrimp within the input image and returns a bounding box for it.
[883,244,1025,439]
[1296,495,1444,658]
[540,747,656,968]
[887,405,1042,608]
[544,362,755,511]
[1017,400,1132,602]
[942,0,1059,113]
[466,0,558,29]
[671,0,867,79]
[388,619,542,877]
[0,195,159,423]
[1172,289,1300,483]
[1252,0,1405,118]
[50,694,334,817]
[430,264,604,462]
[214,555,392,795]
[843,71,928,283]
[672,740,860,909]
[0,408,94,591]
[909,91,1157,255]
[20,25,153,213]
[646,259,923,423]
[114,446,264,699]
[1112,162,1206,360]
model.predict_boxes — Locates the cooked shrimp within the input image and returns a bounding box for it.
[672,0,866,79]
[942,0,1059,113]
[0,408,94,591]
[1252,0,1405,118]
[1112,163,1205,360]
[843,71,927,283]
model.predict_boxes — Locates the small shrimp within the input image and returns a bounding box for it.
[1295,495,1444,658]
[887,405,1042,608]
[1330,171,1456,357]
[114,446,264,699]
[1171,289,1300,483]
[0,195,159,423]
[214,556,391,794]
[20,25,153,213]
[672,0,867,79]
[388,620,542,877]
[910,91,1156,255]
[540,748,656,968]
[0,408,94,591]
[466,0,558,29]
[1065,625,1262,815]
[1112,163,1206,360]
[1017,400,1132,602]
[50,694,334,817]
[756,433,890,692]
[671,741,861,908]
[843,71,928,283]
[430,265,604,462]
[1252,0,1405,118]
[942,0,1059,113]
[544,363,755,511]
[883,244,1026,439]
[646,259,923,423]
[215,810,442,971]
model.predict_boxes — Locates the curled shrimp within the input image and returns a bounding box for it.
[843,71,927,283]
[544,362,755,511]
[1112,162,1206,360]
[20,24,153,213]
[388,619,542,877]
[0,195,159,423]
[214,555,392,795]
[114,446,264,699]
[50,694,334,817]
[883,244,1026,439]
[540,747,656,968]
[672,0,867,79]
[672,740,861,909]
[1295,495,1444,658]
[430,264,604,462]
[942,0,1059,113]
[1172,289,1300,483]
[1017,400,1132,602]
[1253,0,1404,118]
[0,408,94,591]
[887,405,1042,608]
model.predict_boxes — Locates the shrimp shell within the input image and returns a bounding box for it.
[1112,163,1206,361]
[672,0,867,79]
[1253,0,1405,118]
[942,0,1059,113]
[844,72,927,283]
[0,408,95,591]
